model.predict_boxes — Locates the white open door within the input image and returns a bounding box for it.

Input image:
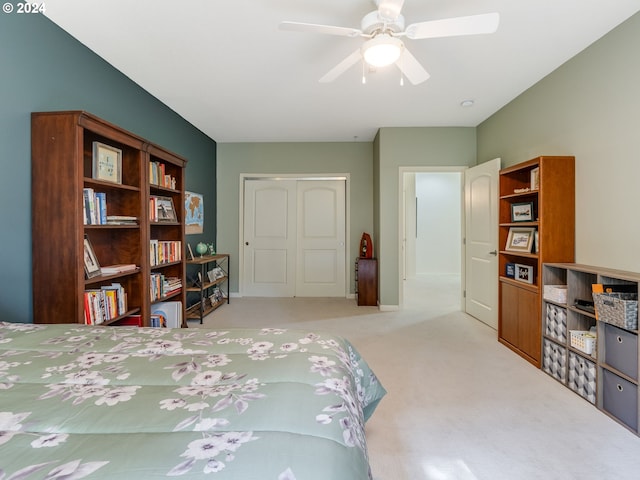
[464,158,500,329]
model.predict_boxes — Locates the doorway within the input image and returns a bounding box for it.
[400,160,500,327]
[401,169,463,307]
[241,176,348,297]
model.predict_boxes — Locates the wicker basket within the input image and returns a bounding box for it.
[592,292,638,330]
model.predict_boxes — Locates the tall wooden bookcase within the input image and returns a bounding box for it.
[498,156,575,367]
[31,111,186,327]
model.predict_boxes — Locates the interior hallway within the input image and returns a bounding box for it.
[194,276,640,480]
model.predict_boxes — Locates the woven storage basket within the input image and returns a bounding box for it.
[593,292,638,330]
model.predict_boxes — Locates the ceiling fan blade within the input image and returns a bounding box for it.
[319,49,362,83]
[395,48,430,85]
[405,12,499,40]
[279,21,362,38]
[376,0,405,21]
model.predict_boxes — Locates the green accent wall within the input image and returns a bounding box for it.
[0,13,216,323]
[478,12,640,272]
[216,142,374,294]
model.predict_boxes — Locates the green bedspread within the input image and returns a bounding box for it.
[0,322,385,479]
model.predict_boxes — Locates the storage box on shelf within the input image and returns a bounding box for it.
[32,111,186,327]
[542,263,640,435]
[498,156,575,367]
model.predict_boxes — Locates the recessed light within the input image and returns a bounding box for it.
[460,100,475,108]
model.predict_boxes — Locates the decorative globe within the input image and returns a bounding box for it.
[195,242,208,257]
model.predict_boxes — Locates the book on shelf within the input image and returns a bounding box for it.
[149,161,176,189]
[150,239,182,266]
[101,264,138,275]
[83,188,107,225]
[114,314,142,327]
[83,283,128,325]
[106,215,138,225]
[150,301,182,328]
[150,313,166,328]
[150,273,182,301]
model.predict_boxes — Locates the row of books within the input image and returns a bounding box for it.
[83,188,107,225]
[84,283,127,325]
[83,188,139,226]
[150,273,182,301]
[150,239,182,266]
[149,161,177,189]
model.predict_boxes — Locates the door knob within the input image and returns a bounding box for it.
[489,250,497,256]
[245,242,249,246]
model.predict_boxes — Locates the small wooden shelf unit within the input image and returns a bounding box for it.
[186,254,230,323]
[355,258,378,306]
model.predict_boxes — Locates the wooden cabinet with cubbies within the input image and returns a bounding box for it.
[542,263,640,435]
[498,156,575,367]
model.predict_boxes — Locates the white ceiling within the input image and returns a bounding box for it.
[44,0,640,143]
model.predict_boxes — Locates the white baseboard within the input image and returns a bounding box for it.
[378,304,400,312]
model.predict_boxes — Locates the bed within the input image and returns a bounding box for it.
[0,322,385,479]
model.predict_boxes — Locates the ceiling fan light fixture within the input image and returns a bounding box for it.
[362,34,403,67]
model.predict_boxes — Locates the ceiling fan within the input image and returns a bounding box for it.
[279,0,499,85]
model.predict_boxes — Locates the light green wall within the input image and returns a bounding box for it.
[478,12,640,272]
[216,142,373,294]
[376,127,477,306]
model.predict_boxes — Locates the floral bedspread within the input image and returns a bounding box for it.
[0,322,385,479]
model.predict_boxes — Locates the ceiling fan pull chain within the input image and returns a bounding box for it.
[362,60,367,85]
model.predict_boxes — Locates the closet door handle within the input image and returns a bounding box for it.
[489,250,497,256]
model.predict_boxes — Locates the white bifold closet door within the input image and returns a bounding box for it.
[243,178,346,297]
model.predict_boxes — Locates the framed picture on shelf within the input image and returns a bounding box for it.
[505,227,535,253]
[83,234,101,278]
[511,202,534,222]
[505,262,515,278]
[515,263,534,284]
[156,196,177,222]
[530,167,540,190]
[92,142,122,184]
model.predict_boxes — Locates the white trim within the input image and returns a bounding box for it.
[238,173,351,298]
[379,304,400,312]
